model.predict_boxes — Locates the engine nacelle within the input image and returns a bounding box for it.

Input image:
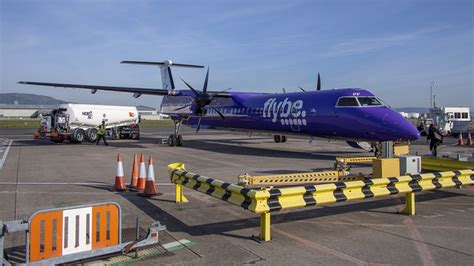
[190,104,207,116]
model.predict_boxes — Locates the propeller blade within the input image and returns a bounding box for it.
[174,103,192,111]
[317,72,321,91]
[210,106,225,120]
[196,115,202,133]
[202,67,209,93]
[298,86,306,92]
[203,67,210,93]
[180,77,201,96]
[282,88,286,93]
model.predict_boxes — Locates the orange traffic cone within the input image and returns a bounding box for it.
[467,132,472,146]
[113,153,126,191]
[139,156,160,197]
[457,133,464,146]
[136,153,146,190]
[129,153,138,189]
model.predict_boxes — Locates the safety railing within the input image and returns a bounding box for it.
[168,162,474,242]
[421,157,474,171]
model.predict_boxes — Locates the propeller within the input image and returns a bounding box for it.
[298,86,306,92]
[177,67,225,133]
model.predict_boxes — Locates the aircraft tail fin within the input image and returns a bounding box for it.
[121,60,204,93]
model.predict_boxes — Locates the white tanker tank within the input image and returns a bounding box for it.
[35,103,140,143]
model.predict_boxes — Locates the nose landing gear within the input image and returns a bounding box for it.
[273,135,287,143]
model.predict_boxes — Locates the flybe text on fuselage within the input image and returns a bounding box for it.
[262,97,307,126]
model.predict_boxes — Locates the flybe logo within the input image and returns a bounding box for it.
[263,98,307,126]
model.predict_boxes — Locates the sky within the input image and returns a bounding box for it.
[1,0,473,109]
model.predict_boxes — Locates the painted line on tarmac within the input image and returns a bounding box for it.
[0,182,174,186]
[403,217,435,265]
[274,228,368,265]
[0,140,13,170]
[208,195,369,265]
[295,220,474,230]
[162,147,244,168]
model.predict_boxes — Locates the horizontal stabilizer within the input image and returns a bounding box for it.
[121,60,204,68]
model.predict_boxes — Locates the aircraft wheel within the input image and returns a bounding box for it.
[176,135,183,146]
[281,135,287,143]
[168,135,176,146]
[274,135,281,143]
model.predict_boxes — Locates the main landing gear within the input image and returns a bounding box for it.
[168,120,183,146]
[274,135,287,143]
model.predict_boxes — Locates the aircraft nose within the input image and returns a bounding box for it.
[401,121,420,140]
[384,112,420,141]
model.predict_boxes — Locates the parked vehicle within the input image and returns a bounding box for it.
[34,104,140,143]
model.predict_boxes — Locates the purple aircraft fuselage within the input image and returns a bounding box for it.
[161,88,420,141]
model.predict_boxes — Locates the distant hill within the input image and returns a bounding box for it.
[0,93,66,105]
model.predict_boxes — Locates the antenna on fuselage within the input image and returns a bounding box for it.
[317,72,321,91]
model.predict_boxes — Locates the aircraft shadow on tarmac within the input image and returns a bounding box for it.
[11,137,369,161]
[172,139,367,161]
[117,189,469,243]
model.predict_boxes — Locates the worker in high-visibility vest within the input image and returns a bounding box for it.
[96,120,108,145]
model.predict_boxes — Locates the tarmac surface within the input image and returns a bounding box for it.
[0,125,473,265]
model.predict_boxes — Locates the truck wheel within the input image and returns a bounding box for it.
[281,135,287,143]
[86,128,98,142]
[132,132,140,140]
[72,128,85,143]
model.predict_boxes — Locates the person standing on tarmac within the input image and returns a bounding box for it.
[96,120,108,146]
[427,124,442,157]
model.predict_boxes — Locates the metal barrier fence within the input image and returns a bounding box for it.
[421,157,474,171]
[168,162,474,242]
[237,170,362,187]
[1,202,166,265]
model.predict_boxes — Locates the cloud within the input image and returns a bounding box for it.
[322,25,450,57]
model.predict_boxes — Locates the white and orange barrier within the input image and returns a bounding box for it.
[1,202,166,265]
[28,203,120,262]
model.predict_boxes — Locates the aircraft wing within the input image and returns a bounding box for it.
[17,81,170,95]
[17,81,232,97]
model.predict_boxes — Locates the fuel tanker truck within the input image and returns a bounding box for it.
[34,103,140,143]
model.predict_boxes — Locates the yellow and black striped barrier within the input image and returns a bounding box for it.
[168,162,474,242]
[421,157,474,171]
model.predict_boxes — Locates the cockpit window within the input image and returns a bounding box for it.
[336,97,360,107]
[357,96,383,106]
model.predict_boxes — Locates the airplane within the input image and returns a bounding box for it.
[18,60,420,149]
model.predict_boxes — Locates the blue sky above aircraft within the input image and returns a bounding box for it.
[2,0,472,109]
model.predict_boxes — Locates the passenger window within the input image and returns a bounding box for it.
[336,97,360,107]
